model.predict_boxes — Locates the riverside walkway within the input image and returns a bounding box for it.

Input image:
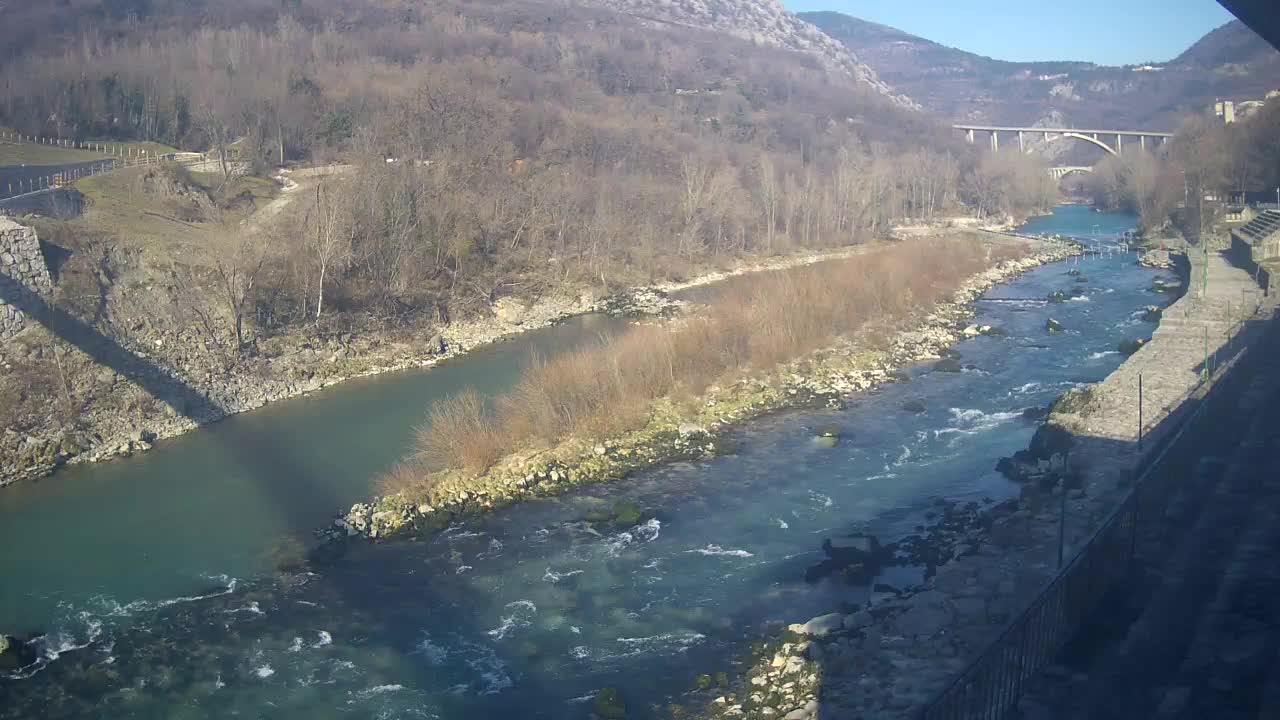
[1052,248,1269,468]
[915,247,1276,720]
[1016,287,1280,720]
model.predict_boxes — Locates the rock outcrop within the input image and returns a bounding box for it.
[579,0,917,109]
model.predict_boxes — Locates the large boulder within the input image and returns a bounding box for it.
[1045,318,1064,333]
[806,533,890,585]
[1118,338,1147,356]
[933,358,963,373]
[427,333,447,355]
[1021,406,1049,422]
[901,400,927,414]
[493,297,527,325]
[0,635,37,672]
[593,688,627,719]
[788,612,845,638]
[814,423,842,448]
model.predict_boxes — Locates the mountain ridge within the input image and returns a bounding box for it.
[802,12,1280,131]
[575,0,919,109]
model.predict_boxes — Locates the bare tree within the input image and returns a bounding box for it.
[204,226,270,352]
[754,154,780,253]
[304,181,355,322]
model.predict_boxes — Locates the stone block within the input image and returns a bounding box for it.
[0,218,53,343]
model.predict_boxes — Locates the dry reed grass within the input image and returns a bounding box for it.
[391,236,1025,484]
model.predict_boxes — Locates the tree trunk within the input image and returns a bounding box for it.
[315,259,327,323]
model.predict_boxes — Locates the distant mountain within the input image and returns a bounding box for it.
[802,13,1280,132]
[1172,18,1278,68]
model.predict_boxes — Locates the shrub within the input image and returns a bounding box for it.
[412,236,1024,476]
[414,388,504,474]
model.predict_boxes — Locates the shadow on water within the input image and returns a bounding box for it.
[0,210,1212,719]
[0,257,644,718]
[0,268,452,714]
[0,268,225,423]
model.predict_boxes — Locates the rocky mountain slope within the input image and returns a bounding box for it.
[576,0,918,108]
[803,13,1279,130]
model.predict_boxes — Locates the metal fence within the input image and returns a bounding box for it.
[0,130,157,159]
[0,136,194,202]
[919,305,1271,720]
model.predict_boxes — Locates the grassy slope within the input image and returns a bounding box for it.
[70,167,278,258]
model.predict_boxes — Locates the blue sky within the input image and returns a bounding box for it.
[785,0,1237,66]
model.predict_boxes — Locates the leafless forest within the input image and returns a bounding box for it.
[1,0,1056,333]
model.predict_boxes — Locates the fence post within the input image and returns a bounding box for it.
[1138,373,1143,451]
[1058,478,1067,569]
[1202,326,1209,381]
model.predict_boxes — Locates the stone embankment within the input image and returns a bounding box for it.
[332,237,1079,543]
[688,248,1274,720]
[0,217,52,341]
[0,237,906,487]
[1017,316,1280,719]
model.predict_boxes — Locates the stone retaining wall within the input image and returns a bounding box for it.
[0,218,53,341]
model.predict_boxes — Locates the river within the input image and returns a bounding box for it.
[0,206,1168,718]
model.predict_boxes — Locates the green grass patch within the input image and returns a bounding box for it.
[69,165,278,256]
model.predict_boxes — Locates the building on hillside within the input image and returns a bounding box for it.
[1215,99,1237,123]
[1229,208,1280,294]
[1230,89,1280,121]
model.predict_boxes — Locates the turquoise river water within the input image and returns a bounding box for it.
[0,206,1163,718]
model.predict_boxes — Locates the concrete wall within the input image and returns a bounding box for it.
[0,217,53,341]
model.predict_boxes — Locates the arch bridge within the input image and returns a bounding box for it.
[1049,166,1093,180]
[953,125,1175,156]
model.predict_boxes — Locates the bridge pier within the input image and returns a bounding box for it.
[1018,130,1025,153]
[990,131,999,152]
[1117,134,1123,155]
[1141,135,1146,151]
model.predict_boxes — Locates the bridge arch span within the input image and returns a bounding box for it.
[1058,132,1117,156]
[1049,166,1094,180]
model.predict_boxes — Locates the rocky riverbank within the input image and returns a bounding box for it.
[329,237,1080,545]
[0,244,882,488]
[682,249,1273,720]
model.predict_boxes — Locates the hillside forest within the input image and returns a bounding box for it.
[0,0,1059,338]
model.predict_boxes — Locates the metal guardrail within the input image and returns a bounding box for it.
[0,152,200,203]
[919,305,1270,720]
